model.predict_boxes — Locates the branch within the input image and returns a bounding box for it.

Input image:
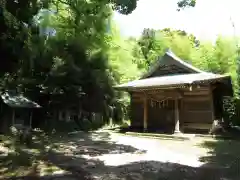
[177,0,196,11]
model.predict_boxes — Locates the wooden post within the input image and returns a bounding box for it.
[209,86,215,121]
[189,85,192,91]
[174,98,180,133]
[29,111,33,128]
[143,94,148,131]
[12,109,15,125]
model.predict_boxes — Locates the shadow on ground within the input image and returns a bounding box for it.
[198,138,240,179]
[1,131,240,180]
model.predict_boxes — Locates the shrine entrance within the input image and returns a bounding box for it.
[145,96,183,133]
[147,98,174,133]
[129,90,183,134]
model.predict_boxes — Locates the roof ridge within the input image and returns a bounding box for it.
[165,49,205,73]
[140,49,206,79]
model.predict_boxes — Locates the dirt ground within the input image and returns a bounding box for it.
[1,131,240,180]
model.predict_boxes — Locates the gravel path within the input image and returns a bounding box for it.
[39,132,222,180]
[90,133,205,168]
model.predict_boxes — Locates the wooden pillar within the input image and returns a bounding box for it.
[143,94,148,131]
[12,109,15,125]
[29,111,33,128]
[209,86,215,121]
[174,98,180,133]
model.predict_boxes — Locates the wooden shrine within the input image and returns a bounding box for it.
[115,49,233,134]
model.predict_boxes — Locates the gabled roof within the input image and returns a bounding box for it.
[141,49,205,79]
[116,72,230,90]
[115,49,233,95]
[1,91,41,108]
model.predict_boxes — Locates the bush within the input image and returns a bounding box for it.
[223,96,239,126]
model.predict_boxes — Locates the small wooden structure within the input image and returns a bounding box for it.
[115,49,233,134]
[0,90,41,132]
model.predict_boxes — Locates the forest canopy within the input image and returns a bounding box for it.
[0,0,239,126]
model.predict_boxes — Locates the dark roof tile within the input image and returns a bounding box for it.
[1,92,41,108]
[115,73,230,90]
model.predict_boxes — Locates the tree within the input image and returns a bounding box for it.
[177,0,196,11]
[0,0,49,89]
[236,48,240,97]
[137,28,168,68]
[136,28,198,69]
[0,0,198,91]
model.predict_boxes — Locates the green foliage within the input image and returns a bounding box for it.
[177,0,196,11]
[1,0,240,128]
[223,97,237,126]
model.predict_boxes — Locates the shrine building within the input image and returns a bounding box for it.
[115,49,233,134]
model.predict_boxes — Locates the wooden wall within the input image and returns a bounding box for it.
[129,85,215,133]
[130,97,143,128]
[180,86,213,132]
